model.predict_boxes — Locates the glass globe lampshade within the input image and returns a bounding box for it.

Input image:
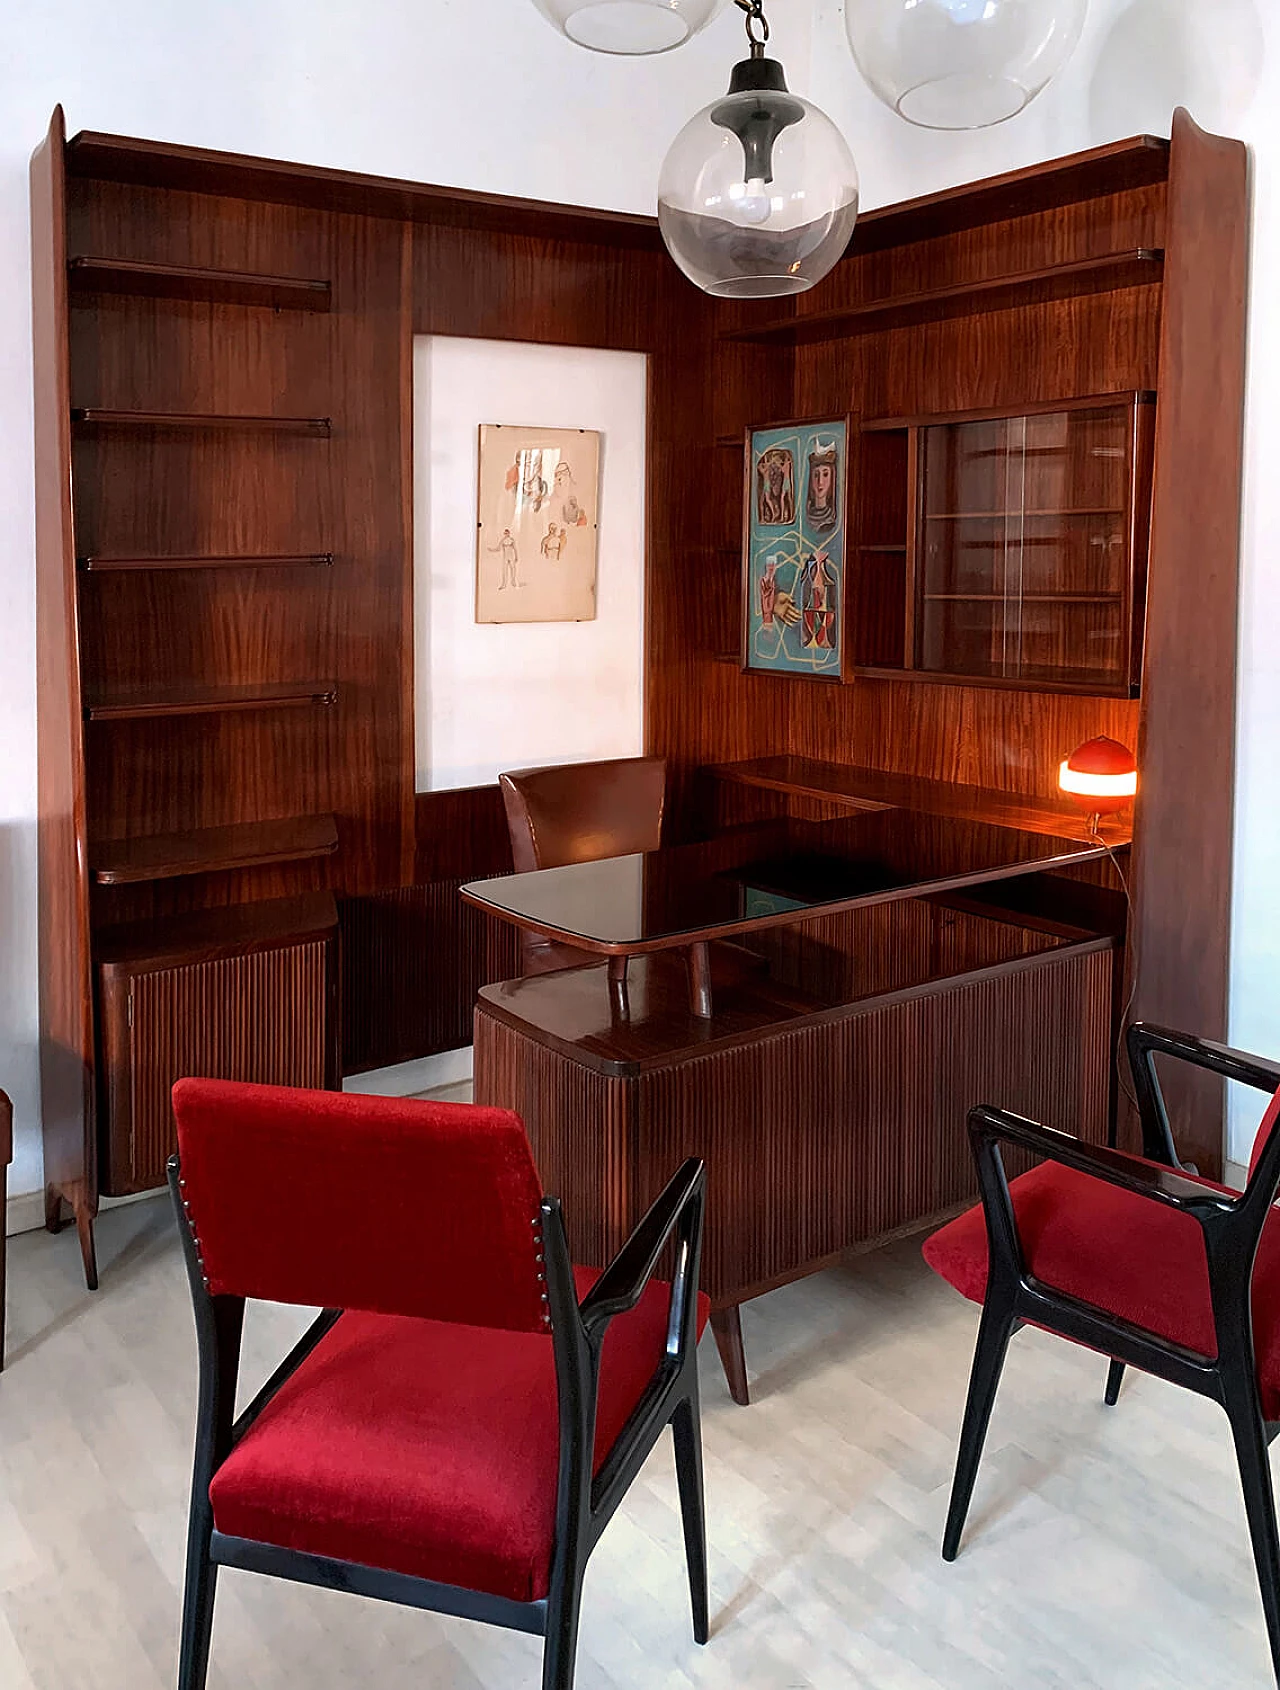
[845,0,1088,129]
[658,59,859,299]
[531,0,728,55]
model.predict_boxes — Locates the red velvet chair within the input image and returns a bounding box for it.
[168,1079,710,1690]
[924,1023,1280,1683]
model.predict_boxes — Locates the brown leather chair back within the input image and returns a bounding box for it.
[500,756,666,873]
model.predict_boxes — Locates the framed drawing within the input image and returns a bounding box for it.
[475,424,601,623]
[742,416,850,680]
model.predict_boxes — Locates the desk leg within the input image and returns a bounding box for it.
[688,942,714,1020]
[608,954,630,1019]
[710,1306,750,1406]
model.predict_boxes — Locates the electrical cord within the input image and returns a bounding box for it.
[1084,818,1140,1114]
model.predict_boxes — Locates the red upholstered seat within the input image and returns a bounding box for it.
[210,1267,708,1604]
[923,1155,1280,1417]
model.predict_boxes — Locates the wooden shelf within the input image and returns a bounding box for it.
[91,814,339,886]
[925,508,1126,520]
[721,250,1165,347]
[710,755,1134,843]
[95,891,339,969]
[68,256,332,311]
[923,592,1123,603]
[79,552,334,573]
[84,680,339,721]
[71,408,331,434]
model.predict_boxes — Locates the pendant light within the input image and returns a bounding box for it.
[531,0,728,55]
[845,0,1088,129]
[658,0,859,299]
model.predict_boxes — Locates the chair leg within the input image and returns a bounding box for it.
[942,1297,1016,1563]
[541,1573,583,1690]
[671,1394,710,1644]
[1105,1359,1125,1406]
[1223,1378,1280,1686]
[177,1523,218,1690]
[709,1306,750,1406]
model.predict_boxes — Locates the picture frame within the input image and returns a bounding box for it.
[475,423,601,624]
[741,415,851,682]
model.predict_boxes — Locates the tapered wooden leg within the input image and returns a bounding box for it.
[710,1306,750,1406]
[541,1574,583,1690]
[942,1297,1016,1562]
[75,1201,99,1293]
[671,1395,710,1644]
[1223,1379,1280,1686]
[177,1523,218,1690]
[44,1184,64,1233]
[1105,1359,1125,1406]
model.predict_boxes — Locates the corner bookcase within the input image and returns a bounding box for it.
[30,109,402,1285]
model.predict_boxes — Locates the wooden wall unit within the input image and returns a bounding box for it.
[32,107,1247,1272]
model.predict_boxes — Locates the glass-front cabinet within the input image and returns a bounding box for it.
[849,393,1155,696]
[914,395,1155,693]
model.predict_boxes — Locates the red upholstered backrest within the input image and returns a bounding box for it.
[172,1079,549,1332]
[1248,1087,1280,1184]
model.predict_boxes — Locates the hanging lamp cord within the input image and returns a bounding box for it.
[734,0,770,58]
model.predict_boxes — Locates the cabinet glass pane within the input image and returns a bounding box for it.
[917,403,1133,690]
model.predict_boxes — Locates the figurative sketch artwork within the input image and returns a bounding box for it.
[744,419,847,679]
[475,424,601,623]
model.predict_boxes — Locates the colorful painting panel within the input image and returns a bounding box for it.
[743,418,848,680]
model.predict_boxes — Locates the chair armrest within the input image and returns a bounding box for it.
[578,1158,705,1337]
[1126,1022,1280,1169]
[1127,1023,1280,1094]
[970,1105,1237,1222]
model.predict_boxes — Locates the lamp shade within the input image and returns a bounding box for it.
[531,0,728,54]
[1058,737,1137,817]
[658,57,859,298]
[844,0,1088,130]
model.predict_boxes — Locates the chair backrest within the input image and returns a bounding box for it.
[500,756,666,873]
[171,1079,550,1332]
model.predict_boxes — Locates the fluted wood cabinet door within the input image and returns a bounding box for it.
[98,936,336,1194]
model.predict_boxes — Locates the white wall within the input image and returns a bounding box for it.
[1,0,1276,1202]
[414,337,647,791]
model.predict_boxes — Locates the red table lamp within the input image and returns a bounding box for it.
[1058,736,1138,834]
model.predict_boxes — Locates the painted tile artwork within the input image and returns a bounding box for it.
[744,419,847,679]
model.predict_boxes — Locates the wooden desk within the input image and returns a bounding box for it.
[468,815,1120,1404]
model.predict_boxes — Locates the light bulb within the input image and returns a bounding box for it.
[730,178,774,224]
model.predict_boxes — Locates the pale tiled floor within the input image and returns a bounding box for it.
[1,1197,1275,1689]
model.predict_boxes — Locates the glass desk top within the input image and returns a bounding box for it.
[460,810,1109,954]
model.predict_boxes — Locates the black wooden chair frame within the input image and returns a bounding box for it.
[169,1153,709,1690]
[942,1021,1280,1683]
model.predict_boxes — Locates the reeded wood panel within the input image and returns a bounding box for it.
[100,938,332,1194]
[475,940,1111,1305]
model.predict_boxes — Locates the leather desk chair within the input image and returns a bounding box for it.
[500,757,667,977]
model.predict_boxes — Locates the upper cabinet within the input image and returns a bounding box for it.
[851,393,1155,697]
